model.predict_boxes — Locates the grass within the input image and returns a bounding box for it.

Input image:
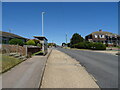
[32,51,43,56]
[0,54,24,73]
[63,47,71,49]
[63,47,91,51]
[107,46,120,49]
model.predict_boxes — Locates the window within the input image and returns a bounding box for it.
[94,35,98,38]
[99,35,105,38]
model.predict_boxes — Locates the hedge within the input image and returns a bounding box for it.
[9,38,24,46]
[26,40,36,45]
[92,42,106,50]
[71,42,106,50]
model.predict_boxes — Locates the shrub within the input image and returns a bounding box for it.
[105,43,108,47]
[37,43,42,48]
[71,42,106,50]
[33,39,40,46]
[92,42,106,50]
[77,42,85,49]
[86,42,94,49]
[9,38,24,46]
[71,42,85,49]
[67,43,70,47]
[26,40,36,45]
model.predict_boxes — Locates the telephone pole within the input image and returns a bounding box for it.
[66,33,67,47]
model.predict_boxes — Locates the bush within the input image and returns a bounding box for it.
[105,43,108,47]
[71,42,106,50]
[92,42,106,50]
[9,38,24,46]
[71,42,85,49]
[26,40,36,45]
[33,39,40,46]
[67,43,71,47]
[86,42,94,49]
[77,42,85,49]
[37,43,42,48]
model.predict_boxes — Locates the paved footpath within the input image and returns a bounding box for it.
[41,49,99,88]
[2,49,51,88]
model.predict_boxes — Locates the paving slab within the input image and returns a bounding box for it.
[41,49,99,88]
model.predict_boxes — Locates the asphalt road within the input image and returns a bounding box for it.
[57,47,118,88]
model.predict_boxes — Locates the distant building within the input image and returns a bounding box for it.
[0,31,28,44]
[85,30,120,46]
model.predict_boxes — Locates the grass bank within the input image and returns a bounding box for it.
[0,54,24,73]
[32,51,43,56]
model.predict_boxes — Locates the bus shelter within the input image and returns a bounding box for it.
[33,36,48,55]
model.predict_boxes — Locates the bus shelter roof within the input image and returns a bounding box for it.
[33,36,48,41]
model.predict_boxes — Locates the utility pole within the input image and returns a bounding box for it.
[42,12,45,36]
[66,33,67,47]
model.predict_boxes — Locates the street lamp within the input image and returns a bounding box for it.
[42,12,45,36]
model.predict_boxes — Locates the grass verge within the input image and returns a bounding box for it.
[0,54,24,73]
[32,51,43,56]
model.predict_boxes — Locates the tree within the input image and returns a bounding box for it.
[26,40,36,45]
[33,39,40,46]
[62,43,66,46]
[67,43,70,47]
[70,33,84,46]
[9,38,24,46]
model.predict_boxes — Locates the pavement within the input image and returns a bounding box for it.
[65,47,119,56]
[91,50,118,56]
[41,49,99,88]
[57,47,118,88]
[2,48,52,88]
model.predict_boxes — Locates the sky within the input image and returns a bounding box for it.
[2,2,118,45]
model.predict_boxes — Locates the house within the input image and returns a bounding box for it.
[0,31,28,44]
[85,30,120,46]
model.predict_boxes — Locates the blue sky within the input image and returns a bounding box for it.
[2,2,118,45]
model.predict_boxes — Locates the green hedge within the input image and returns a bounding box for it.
[92,42,106,50]
[9,38,24,46]
[71,42,106,50]
[26,40,36,45]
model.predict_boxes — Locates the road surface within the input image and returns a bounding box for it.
[57,47,118,88]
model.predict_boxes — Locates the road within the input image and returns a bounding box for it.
[57,47,118,88]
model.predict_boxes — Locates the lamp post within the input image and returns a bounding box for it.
[42,12,45,36]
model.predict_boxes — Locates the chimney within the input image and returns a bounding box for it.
[99,29,102,32]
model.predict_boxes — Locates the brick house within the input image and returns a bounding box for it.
[85,30,120,46]
[0,31,28,44]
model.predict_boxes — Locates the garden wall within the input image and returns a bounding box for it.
[1,44,26,56]
[0,44,42,56]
